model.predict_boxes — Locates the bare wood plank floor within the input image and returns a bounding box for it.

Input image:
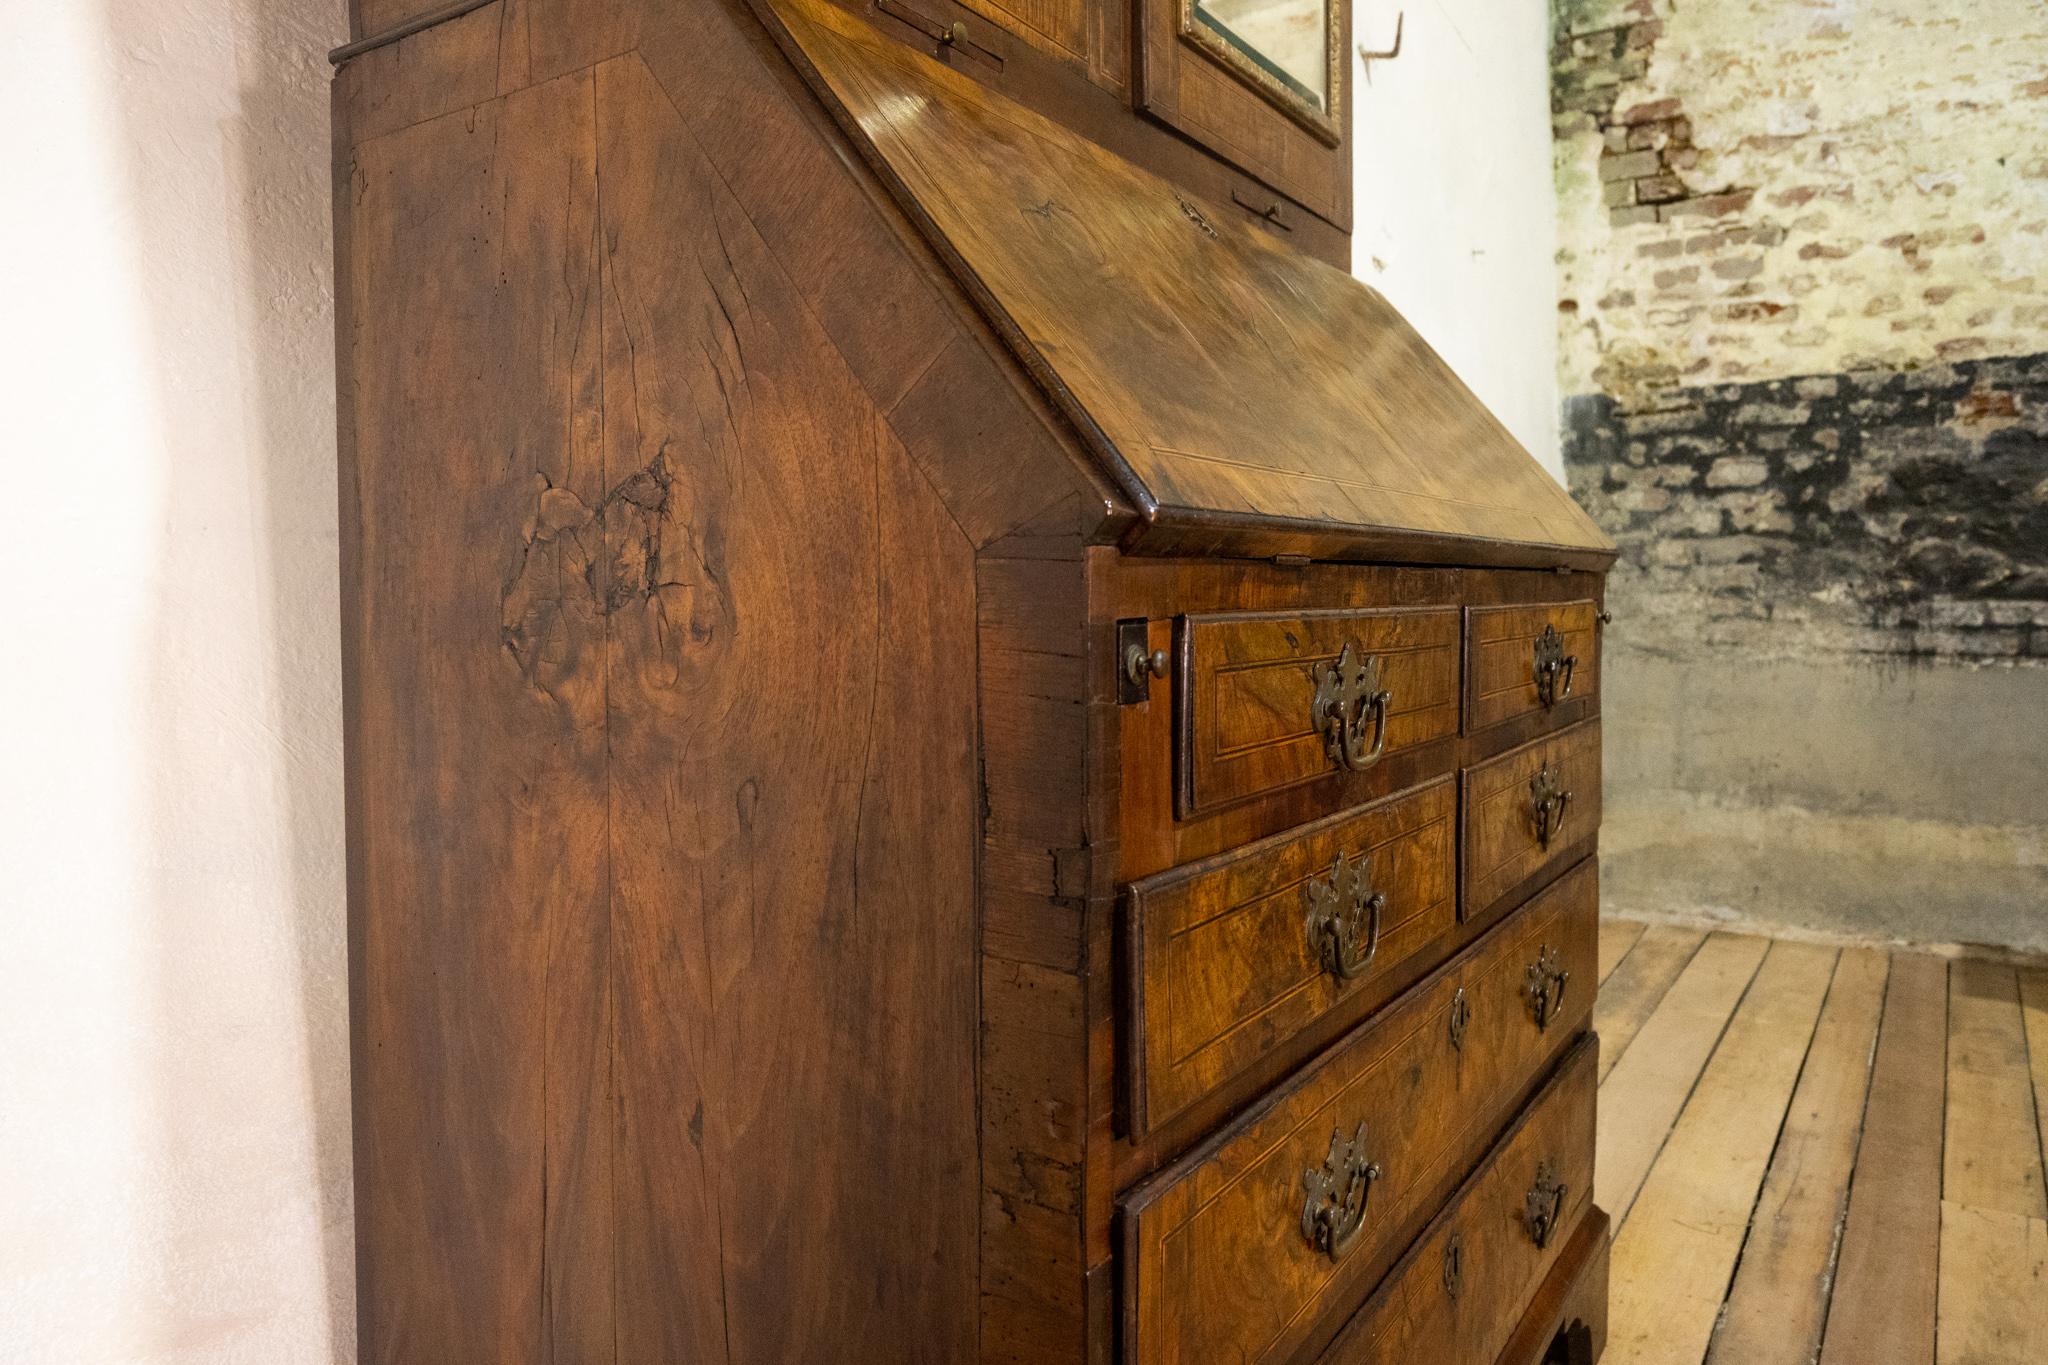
[1598,918,2048,1365]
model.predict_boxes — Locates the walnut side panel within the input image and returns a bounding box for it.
[340,5,1008,1357]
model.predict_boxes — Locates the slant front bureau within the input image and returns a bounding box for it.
[330,0,1617,1361]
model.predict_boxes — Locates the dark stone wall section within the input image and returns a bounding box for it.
[1564,351,2048,662]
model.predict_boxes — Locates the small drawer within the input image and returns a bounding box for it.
[1316,1035,1599,1364]
[1119,862,1598,1365]
[1124,777,1458,1135]
[1464,601,1601,733]
[1461,721,1602,921]
[1177,607,1461,818]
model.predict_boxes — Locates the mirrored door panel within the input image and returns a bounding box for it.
[1189,0,1336,120]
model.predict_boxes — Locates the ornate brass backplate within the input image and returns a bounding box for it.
[1524,944,1570,1032]
[1523,1159,1568,1250]
[1533,623,1578,709]
[1303,849,1385,982]
[1308,641,1392,774]
[1528,761,1573,850]
[1301,1120,1381,1262]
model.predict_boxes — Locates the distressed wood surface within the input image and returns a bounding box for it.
[1706,948,1888,1365]
[1598,919,1645,986]
[1594,924,1707,1084]
[1606,942,1838,1365]
[1819,951,1949,1365]
[1595,932,1768,1225]
[1936,1203,2048,1365]
[1594,944,2048,1365]
[1944,960,2048,1221]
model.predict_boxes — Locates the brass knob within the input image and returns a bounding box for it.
[1122,643,1169,688]
[941,20,968,46]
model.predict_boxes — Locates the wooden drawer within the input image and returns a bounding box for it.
[1465,601,1601,733]
[1125,777,1458,1135]
[1462,721,1602,921]
[1177,607,1461,818]
[1119,861,1598,1365]
[1316,1035,1599,1364]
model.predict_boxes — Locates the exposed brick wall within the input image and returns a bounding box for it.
[1566,353,2048,660]
[1551,0,2048,663]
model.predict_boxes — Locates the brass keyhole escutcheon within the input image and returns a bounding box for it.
[1448,987,1472,1054]
[1523,1160,1569,1250]
[1301,1121,1382,1263]
[1529,761,1573,850]
[1442,1233,1465,1301]
[1308,642,1392,773]
[1533,623,1578,709]
[1304,850,1385,983]
[1524,945,1570,1032]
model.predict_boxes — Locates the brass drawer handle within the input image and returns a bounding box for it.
[1523,1160,1569,1250]
[1533,624,1578,709]
[1304,850,1385,982]
[1301,1121,1382,1262]
[1529,761,1573,849]
[1448,987,1472,1053]
[1309,642,1391,773]
[1524,945,1570,1032]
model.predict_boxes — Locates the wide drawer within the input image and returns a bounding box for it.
[1125,777,1458,1135]
[1317,1035,1599,1364]
[1177,608,1462,818]
[1119,861,1599,1365]
[1464,601,1601,734]
[1461,721,1602,921]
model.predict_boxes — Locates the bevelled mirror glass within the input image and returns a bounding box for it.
[1189,0,1334,115]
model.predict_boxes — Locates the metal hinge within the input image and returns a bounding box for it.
[874,0,1003,69]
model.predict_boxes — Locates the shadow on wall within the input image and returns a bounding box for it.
[103,0,355,1358]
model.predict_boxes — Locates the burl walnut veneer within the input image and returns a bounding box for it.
[331,0,1616,1360]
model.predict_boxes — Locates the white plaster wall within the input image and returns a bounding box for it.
[1351,0,1565,475]
[0,1,353,1361]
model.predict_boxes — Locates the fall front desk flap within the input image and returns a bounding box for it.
[768,0,1613,566]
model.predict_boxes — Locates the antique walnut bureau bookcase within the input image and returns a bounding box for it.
[331,0,1616,1361]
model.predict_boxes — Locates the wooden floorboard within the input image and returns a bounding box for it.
[1936,1202,2048,1365]
[1601,918,1648,986]
[1596,931,1769,1226]
[1605,942,1838,1365]
[1706,948,1888,1365]
[1820,950,1948,1365]
[1945,960,2047,1221]
[1596,924,1708,1085]
[1598,940,2048,1365]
